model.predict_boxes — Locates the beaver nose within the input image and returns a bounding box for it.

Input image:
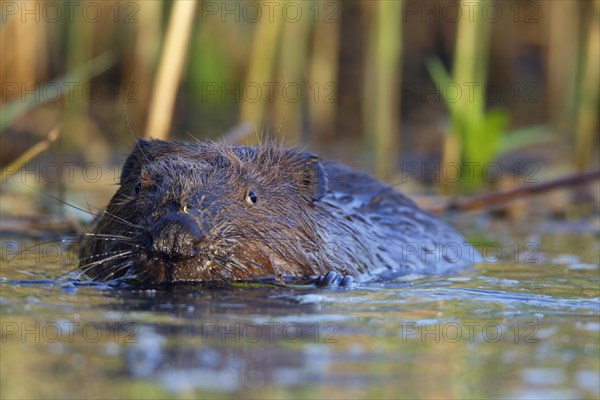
[149,213,203,260]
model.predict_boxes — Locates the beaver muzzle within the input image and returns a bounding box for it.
[148,213,204,261]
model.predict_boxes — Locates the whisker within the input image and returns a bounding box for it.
[38,190,99,219]
[78,250,135,275]
[57,249,135,281]
[100,260,137,281]
[86,206,144,231]
[77,246,138,264]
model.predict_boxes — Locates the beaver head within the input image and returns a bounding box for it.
[79,139,330,284]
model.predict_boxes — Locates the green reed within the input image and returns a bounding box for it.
[427,0,508,193]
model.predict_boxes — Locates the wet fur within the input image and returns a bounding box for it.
[80,140,481,284]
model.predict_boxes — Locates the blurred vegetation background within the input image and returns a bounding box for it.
[1,0,598,216]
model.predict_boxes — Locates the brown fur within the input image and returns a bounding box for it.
[80,139,481,284]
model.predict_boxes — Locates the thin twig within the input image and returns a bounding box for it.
[426,169,600,215]
[0,123,62,182]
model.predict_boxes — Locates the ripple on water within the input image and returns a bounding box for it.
[520,368,567,385]
[575,321,600,332]
[158,368,240,393]
[576,370,600,395]
[568,263,598,270]
[124,328,165,378]
[0,227,598,398]
[551,254,581,265]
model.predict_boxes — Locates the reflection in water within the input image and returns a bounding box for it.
[0,227,599,398]
[104,286,349,393]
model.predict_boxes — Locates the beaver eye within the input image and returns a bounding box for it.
[134,182,142,194]
[245,188,258,205]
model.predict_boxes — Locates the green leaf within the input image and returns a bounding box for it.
[496,125,552,156]
[425,57,459,120]
[463,109,506,165]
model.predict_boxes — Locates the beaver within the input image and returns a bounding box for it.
[79,139,482,286]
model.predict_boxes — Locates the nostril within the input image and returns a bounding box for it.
[149,213,204,260]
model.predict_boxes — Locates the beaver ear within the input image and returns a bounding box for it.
[120,139,152,185]
[298,154,328,202]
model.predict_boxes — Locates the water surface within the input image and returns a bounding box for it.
[1,218,598,399]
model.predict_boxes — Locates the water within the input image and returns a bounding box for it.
[1,218,598,399]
